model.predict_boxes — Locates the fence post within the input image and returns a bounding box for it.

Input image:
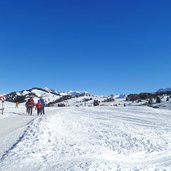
[2,101,4,114]
[0,96,5,115]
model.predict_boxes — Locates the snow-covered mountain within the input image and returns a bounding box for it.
[157,87,171,92]
[67,91,90,97]
[5,88,88,105]
[4,87,171,109]
[5,87,61,104]
[110,94,126,99]
[4,87,126,107]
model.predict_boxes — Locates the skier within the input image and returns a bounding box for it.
[36,100,42,116]
[39,97,46,114]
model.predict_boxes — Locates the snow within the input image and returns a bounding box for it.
[68,91,90,96]
[30,89,61,104]
[22,90,30,96]
[157,88,171,92]
[0,101,171,170]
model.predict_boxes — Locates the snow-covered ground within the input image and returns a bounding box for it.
[0,102,171,170]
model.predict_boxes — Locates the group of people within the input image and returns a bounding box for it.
[25,97,46,116]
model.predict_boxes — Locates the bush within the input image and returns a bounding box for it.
[136,99,142,103]
[58,103,65,107]
[152,106,159,109]
[156,96,161,103]
[14,96,25,103]
[83,98,92,102]
[103,97,115,102]
[148,98,153,105]
[93,100,100,106]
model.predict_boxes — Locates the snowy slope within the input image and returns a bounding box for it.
[51,94,126,107]
[0,102,171,170]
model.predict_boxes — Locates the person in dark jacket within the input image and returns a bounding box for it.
[39,97,45,114]
[30,97,35,107]
[26,98,34,115]
[25,100,29,114]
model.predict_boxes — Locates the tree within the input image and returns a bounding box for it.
[148,98,153,105]
[58,103,65,107]
[93,100,99,106]
[14,96,25,103]
[156,96,161,103]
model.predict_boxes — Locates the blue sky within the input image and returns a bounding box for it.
[0,0,171,95]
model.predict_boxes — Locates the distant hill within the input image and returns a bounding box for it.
[5,87,91,104]
[4,87,126,107]
[157,88,171,92]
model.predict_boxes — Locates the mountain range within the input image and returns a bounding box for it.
[157,87,171,92]
[2,87,171,107]
[4,87,125,107]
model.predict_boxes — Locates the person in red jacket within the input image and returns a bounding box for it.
[36,100,42,116]
[16,101,19,108]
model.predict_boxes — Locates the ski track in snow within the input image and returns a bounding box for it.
[0,106,171,171]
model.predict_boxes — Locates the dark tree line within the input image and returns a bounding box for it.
[47,95,72,107]
[126,91,171,102]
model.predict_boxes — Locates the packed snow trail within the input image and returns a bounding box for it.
[0,105,171,170]
[0,103,36,161]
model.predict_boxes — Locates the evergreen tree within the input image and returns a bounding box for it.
[156,96,161,103]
